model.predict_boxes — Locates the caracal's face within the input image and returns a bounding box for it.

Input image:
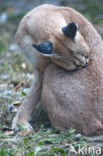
[33,22,90,71]
[52,29,89,70]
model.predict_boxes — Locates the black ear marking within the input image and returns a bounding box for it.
[32,41,53,54]
[62,22,78,39]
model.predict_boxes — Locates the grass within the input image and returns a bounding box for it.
[69,0,103,24]
[0,128,89,156]
[82,0,103,24]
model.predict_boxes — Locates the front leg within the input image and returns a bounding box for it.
[12,69,43,130]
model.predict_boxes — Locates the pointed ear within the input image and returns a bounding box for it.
[62,22,78,39]
[32,41,53,56]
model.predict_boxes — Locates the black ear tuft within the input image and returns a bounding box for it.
[62,22,78,39]
[33,41,53,54]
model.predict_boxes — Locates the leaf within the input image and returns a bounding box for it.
[34,146,42,155]
[17,122,26,131]
[68,128,75,134]
[40,138,56,144]
[21,91,27,96]
[19,130,32,136]
[13,100,21,105]
[4,130,14,136]
[37,141,44,146]
[26,152,34,156]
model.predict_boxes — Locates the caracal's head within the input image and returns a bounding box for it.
[33,22,90,70]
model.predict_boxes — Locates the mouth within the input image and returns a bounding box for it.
[73,59,88,71]
[82,57,89,68]
[74,56,89,68]
[82,62,88,68]
[58,60,88,74]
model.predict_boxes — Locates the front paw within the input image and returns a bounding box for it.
[12,117,33,131]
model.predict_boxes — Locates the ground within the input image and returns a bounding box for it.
[0,0,103,155]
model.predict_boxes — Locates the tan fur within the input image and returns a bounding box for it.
[41,6,103,136]
[12,4,94,130]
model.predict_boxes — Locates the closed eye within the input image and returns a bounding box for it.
[77,52,89,59]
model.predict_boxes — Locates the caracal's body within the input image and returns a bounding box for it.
[12,4,94,130]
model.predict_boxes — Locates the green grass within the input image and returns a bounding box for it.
[82,0,103,24]
[0,128,88,156]
[0,147,14,156]
[69,0,103,24]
